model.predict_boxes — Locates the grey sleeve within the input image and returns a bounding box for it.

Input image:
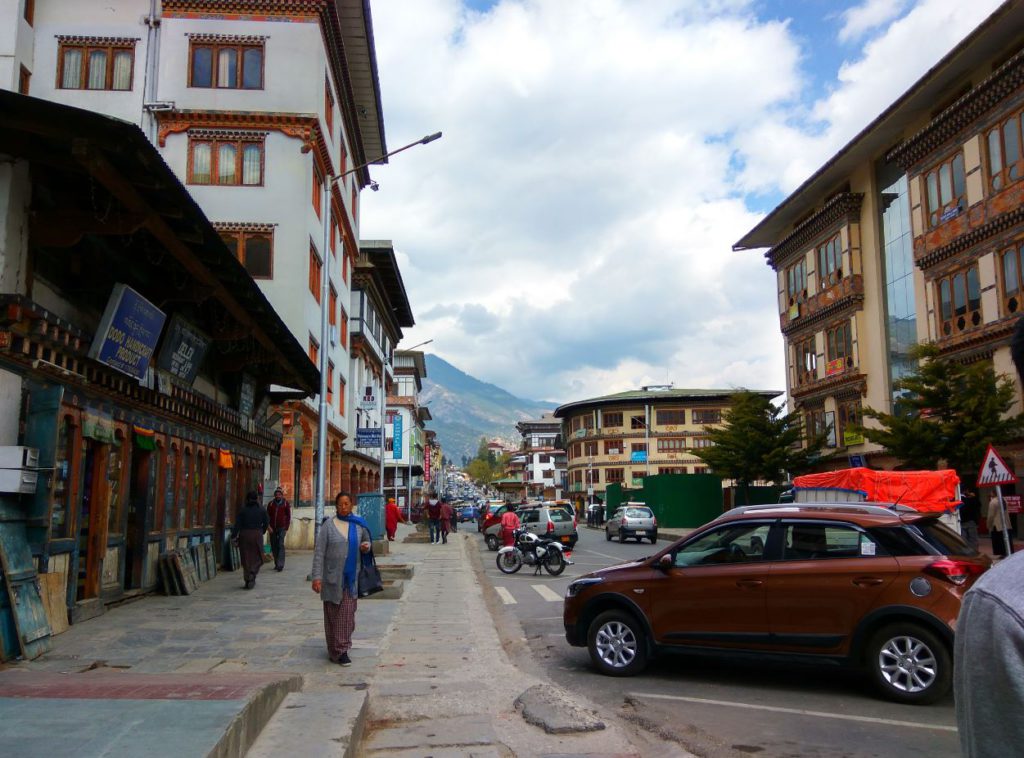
[311,523,327,581]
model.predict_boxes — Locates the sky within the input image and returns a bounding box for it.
[359,0,1006,405]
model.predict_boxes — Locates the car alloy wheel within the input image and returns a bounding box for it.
[867,623,951,704]
[587,610,648,676]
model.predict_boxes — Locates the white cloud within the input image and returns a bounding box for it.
[360,0,1006,405]
[838,0,909,44]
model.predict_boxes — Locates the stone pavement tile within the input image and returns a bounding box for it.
[365,748,507,758]
[175,657,225,673]
[363,714,497,751]
[247,689,368,758]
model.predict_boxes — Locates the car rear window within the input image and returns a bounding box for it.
[625,507,652,518]
[550,508,571,522]
[908,517,979,556]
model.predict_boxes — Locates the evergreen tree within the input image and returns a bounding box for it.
[693,390,829,504]
[861,344,1024,479]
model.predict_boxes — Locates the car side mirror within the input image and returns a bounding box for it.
[657,554,673,570]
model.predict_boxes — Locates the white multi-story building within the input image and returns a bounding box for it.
[11,0,388,515]
[515,414,565,500]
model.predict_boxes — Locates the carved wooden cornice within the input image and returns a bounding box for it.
[56,35,140,46]
[155,110,333,175]
[163,0,325,18]
[185,33,269,44]
[212,221,277,234]
[765,193,863,271]
[934,318,1016,359]
[918,204,1024,270]
[790,371,867,403]
[887,50,1024,171]
[782,275,864,337]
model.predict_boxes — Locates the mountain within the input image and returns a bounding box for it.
[421,354,555,464]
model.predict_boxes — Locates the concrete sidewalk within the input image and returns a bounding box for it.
[0,523,683,757]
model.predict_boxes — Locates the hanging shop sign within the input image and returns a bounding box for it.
[825,358,846,376]
[155,314,210,385]
[359,385,378,411]
[424,445,432,483]
[88,283,166,380]
[392,414,403,460]
[356,427,382,448]
[238,374,255,418]
[630,450,647,463]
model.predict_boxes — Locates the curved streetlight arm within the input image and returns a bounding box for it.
[331,132,442,184]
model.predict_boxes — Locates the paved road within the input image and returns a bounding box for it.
[474,526,961,758]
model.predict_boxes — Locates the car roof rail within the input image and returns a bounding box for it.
[726,502,921,517]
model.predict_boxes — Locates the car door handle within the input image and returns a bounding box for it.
[735,579,763,588]
[853,577,884,587]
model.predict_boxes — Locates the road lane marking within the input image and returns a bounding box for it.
[495,587,516,605]
[626,692,958,732]
[531,584,563,602]
[583,548,645,562]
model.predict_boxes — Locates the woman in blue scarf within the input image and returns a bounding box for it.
[311,491,371,665]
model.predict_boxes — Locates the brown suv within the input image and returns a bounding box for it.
[563,503,990,704]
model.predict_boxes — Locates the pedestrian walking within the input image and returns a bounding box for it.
[310,492,371,666]
[956,314,1024,755]
[439,499,453,544]
[232,490,268,589]
[266,487,291,571]
[960,488,981,550]
[385,497,405,541]
[426,499,442,544]
[500,506,520,548]
[988,490,1014,557]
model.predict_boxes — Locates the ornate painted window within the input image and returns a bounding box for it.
[603,439,623,455]
[794,335,817,386]
[936,265,981,336]
[838,399,863,447]
[817,234,842,290]
[602,412,622,428]
[57,37,135,90]
[1001,241,1024,315]
[692,409,721,425]
[605,468,624,484]
[188,131,264,186]
[785,257,807,307]
[924,151,966,228]
[188,36,264,89]
[986,110,1023,193]
[217,224,273,279]
[825,321,854,372]
[657,438,686,452]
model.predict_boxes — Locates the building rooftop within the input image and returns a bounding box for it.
[553,388,782,418]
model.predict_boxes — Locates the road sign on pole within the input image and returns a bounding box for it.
[977,445,1018,487]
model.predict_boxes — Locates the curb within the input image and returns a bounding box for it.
[211,674,303,758]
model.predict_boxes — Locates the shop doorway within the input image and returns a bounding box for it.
[124,449,151,591]
[76,440,110,602]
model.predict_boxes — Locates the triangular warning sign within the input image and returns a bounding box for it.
[977,445,1018,487]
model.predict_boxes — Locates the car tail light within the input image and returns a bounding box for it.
[652,516,658,527]
[546,520,554,534]
[924,559,987,585]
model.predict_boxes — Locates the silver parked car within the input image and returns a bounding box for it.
[605,503,657,543]
[519,503,578,549]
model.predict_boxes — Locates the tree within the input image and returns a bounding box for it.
[693,391,829,505]
[465,458,492,484]
[860,343,1024,480]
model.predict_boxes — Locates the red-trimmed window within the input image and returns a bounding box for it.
[189,40,263,89]
[924,151,966,228]
[339,378,346,416]
[309,335,319,367]
[327,362,334,408]
[324,76,335,137]
[58,40,134,90]
[986,110,1023,193]
[24,0,34,25]
[218,227,273,279]
[18,65,30,94]
[340,308,348,349]
[188,136,263,186]
[329,285,337,327]
[936,266,981,336]
[309,245,322,303]
[312,164,323,218]
[603,439,623,455]
[605,468,624,484]
[330,211,337,257]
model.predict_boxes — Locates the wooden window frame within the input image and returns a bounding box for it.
[602,412,622,428]
[188,40,264,89]
[340,307,348,349]
[837,399,862,447]
[309,244,322,303]
[324,76,335,137]
[794,335,817,386]
[327,361,334,408]
[218,227,274,279]
[657,437,686,453]
[187,136,264,186]
[692,438,714,449]
[24,0,34,25]
[57,41,135,90]
[825,321,854,366]
[339,377,346,416]
[309,335,319,367]
[655,409,686,426]
[985,109,1023,194]
[630,415,645,430]
[329,285,338,327]
[786,257,807,306]
[936,265,982,337]
[605,468,624,484]
[659,466,687,475]
[312,164,324,218]
[1000,241,1024,316]
[692,409,721,425]
[924,150,967,228]
[816,233,842,291]
[603,439,623,455]
[18,65,30,95]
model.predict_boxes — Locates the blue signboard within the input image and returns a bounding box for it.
[392,414,403,460]
[356,428,382,448]
[630,450,647,463]
[88,283,166,380]
[848,454,866,468]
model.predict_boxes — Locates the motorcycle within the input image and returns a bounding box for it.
[496,528,573,576]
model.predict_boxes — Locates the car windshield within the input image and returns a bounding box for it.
[550,509,571,522]
[625,507,652,518]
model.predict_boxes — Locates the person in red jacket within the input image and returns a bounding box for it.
[426,499,442,544]
[500,507,521,548]
[266,488,291,571]
[385,497,405,541]
[439,499,454,544]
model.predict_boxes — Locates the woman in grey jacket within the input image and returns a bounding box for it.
[311,491,371,665]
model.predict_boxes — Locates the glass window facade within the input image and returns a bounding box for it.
[877,163,917,410]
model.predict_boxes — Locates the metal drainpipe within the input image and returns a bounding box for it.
[313,174,331,540]
[141,0,159,142]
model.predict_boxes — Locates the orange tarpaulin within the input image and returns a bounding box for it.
[792,468,961,513]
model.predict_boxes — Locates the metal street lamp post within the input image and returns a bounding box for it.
[312,134,442,539]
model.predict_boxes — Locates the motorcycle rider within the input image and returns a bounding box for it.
[500,506,521,548]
